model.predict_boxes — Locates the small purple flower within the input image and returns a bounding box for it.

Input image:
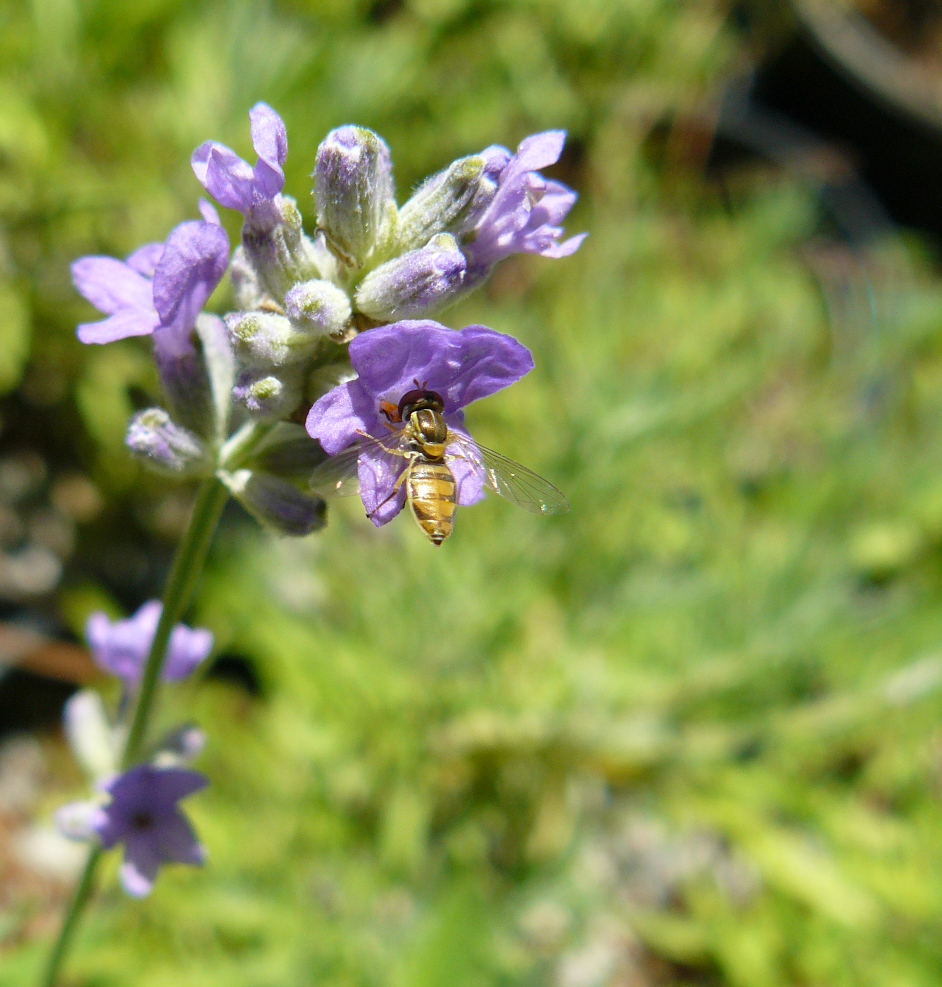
[192,103,288,228]
[73,217,229,359]
[86,601,213,685]
[89,765,207,897]
[305,320,533,525]
[462,131,586,274]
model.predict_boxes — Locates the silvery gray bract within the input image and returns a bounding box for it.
[284,279,351,337]
[354,233,467,321]
[314,126,394,267]
[126,409,209,475]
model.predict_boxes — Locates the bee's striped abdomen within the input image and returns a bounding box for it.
[407,460,456,546]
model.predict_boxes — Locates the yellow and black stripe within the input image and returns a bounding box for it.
[407,460,457,545]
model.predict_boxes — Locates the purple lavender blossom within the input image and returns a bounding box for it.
[305,321,533,525]
[89,765,207,897]
[192,103,288,229]
[354,233,467,321]
[73,217,229,359]
[462,131,586,274]
[86,601,213,685]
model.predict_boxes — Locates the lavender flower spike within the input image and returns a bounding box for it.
[86,600,213,685]
[306,320,533,526]
[73,216,229,359]
[192,103,287,228]
[90,765,207,897]
[462,131,586,274]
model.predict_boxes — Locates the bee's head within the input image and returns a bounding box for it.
[398,384,444,421]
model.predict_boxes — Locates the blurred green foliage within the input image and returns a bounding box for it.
[6,0,942,985]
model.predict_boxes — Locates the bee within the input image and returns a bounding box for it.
[309,382,569,546]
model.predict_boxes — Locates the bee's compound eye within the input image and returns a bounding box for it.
[397,388,425,420]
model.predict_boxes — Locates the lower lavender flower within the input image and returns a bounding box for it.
[84,765,207,897]
[86,601,213,686]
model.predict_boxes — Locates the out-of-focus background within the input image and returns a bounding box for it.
[5,0,942,983]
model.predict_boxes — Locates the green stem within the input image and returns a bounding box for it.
[41,846,102,987]
[41,476,229,987]
[121,476,229,767]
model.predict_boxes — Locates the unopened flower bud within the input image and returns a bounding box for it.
[153,724,206,768]
[226,311,314,368]
[396,155,489,252]
[221,469,326,536]
[242,196,322,301]
[229,247,265,310]
[284,279,351,337]
[126,409,210,475]
[64,690,116,781]
[354,233,466,320]
[314,126,394,266]
[56,800,104,842]
[232,368,303,420]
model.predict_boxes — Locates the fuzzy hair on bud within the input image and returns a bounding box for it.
[284,279,352,337]
[354,233,467,321]
[396,155,490,253]
[226,311,315,369]
[314,126,395,266]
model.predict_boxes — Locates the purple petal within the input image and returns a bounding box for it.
[348,322,534,412]
[530,180,578,227]
[125,243,165,278]
[154,809,206,865]
[86,602,160,682]
[198,199,222,225]
[191,142,255,213]
[511,130,566,172]
[164,625,214,680]
[149,766,209,805]
[120,833,161,897]
[357,444,406,526]
[91,806,128,849]
[534,231,587,258]
[77,309,161,345]
[249,102,287,200]
[305,379,377,455]
[71,257,154,315]
[480,145,512,180]
[152,220,229,351]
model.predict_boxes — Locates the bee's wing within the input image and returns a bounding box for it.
[446,432,570,516]
[308,432,406,498]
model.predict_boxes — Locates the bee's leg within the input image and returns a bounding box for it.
[366,464,410,519]
[353,429,410,457]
